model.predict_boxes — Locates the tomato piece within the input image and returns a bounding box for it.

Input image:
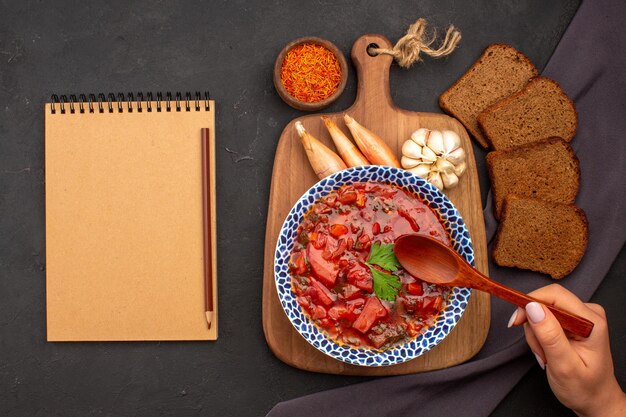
[421,295,442,313]
[355,192,366,208]
[330,238,348,259]
[327,298,366,324]
[407,321,423,337]
[296,253,308,275]
[346,297,365,310]
[296,296,310,308]
[303,286,321,309]
[329,224,349,238]
[312,231,327,250]
[347,262,373,292]
[307,244,338,286]
[289,252,307,275]
[352,297,387,334]
[310,278,336,306]
[346,298,366,320]
[420,297,435,313]
[337,284,362,300]
[329,298,365,323]
[398,209,420,232]
[432,296,443,312]
[372,222,381,235]
[407,282,424,296]
[321,240,334,260]
[376,303,388,318]
[312,305,327,320]
[421,296,434,311]
[328,305,349,320]
[337,187,358,205]
[354,233,371,252]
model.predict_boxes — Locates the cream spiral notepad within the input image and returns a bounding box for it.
[45,92,217,341]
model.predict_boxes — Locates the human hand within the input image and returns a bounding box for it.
[508,284,626,417]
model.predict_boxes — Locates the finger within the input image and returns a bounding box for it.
[520,300,609,361]
[585,303,606,319]
[523,323,546,369]
[527,284,597,322]
[575,303,611,357]
[509,284,600,328]
[507,307,525,327]
[525,302,584,374]
[514,308,589,341]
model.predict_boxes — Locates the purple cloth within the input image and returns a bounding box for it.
[267,0,626,416]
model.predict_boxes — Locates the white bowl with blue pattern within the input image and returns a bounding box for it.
[274,166,473,367]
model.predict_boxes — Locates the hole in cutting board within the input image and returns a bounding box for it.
[367,43,380,57]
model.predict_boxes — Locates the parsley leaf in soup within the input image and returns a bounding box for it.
[368,266,402,302]
[367,242,401,271]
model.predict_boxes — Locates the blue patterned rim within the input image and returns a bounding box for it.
[274,166,474,367]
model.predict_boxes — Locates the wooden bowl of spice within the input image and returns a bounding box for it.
[274,36,348,111]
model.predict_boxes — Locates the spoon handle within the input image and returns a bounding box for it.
[473,276,594,338]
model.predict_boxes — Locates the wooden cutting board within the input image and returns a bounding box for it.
[262,34,490,375]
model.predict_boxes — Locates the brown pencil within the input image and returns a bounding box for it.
[201,128,213,329]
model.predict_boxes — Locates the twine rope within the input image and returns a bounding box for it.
[370,18,461,68]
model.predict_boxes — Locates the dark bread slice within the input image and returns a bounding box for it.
[439,44,538,148]
[492,196,588,279]
[486,137,580,219]
[478,76,578,151]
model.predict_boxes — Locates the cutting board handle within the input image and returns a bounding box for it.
[351,34,395,111]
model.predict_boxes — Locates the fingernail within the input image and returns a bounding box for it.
[507,309,518,328]
[533,352,545,370]
[526,302,545,324]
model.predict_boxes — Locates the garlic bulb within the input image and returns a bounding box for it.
[401,128,467,191]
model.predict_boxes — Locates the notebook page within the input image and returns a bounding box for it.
[45,102,217,341]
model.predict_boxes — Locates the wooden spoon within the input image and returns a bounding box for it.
[394,234,594,338]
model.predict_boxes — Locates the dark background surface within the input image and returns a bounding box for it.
[0,1,623,416]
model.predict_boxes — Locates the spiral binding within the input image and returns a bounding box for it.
[49,91,211,114]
